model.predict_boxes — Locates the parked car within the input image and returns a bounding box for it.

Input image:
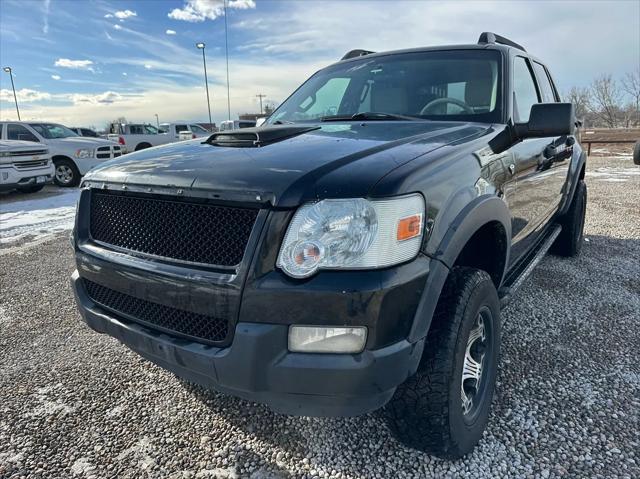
[71,32,586,458]
[0,140,54,193]
[159,122,211,141]
[0,122,122,187]
[107,123,173,153]
[70,127,100,138]
[219,119,256,131]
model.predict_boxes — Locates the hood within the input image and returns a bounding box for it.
[85,121,490,207]
[0,139,49,152]
[51,137,117,148]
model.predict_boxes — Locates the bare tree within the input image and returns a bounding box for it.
[565,86,591,122]
[590,75,624,128]
[622,69,640,126]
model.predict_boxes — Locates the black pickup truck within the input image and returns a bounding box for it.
[72,32,586,458]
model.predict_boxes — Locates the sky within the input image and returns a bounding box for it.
[1,0,638,129]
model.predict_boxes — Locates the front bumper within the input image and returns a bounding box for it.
[72,270,425,416]
[0,164,54,191]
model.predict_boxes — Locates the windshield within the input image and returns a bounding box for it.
[29,123,79,139]
[268,50,502,124]
[190,124,209,133]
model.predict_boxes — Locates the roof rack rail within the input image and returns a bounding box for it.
[341,49,375,61]
[477,32,526,52]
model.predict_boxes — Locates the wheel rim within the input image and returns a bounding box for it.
[461,307,492,421]
[55,165,73,184]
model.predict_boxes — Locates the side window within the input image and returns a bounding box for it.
[532,62,556,103]
[512,57,540,122]
[175,124,188,133]
[82,128,97,137]
[301,77,351,119]
[7,124,39,142]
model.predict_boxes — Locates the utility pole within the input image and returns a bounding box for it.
[154,113,160,129]
[223,0,231,121]
[256,93,266,114]
[3,67,20,120]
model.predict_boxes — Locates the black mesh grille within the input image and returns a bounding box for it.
[83,279,229,344]
[89,190,258,266]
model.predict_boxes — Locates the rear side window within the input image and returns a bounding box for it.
[512,57,540,122]
[7,124,39,142]
[532,62,556,103]
[175,124,188,133]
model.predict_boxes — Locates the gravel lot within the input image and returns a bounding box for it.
[1,154,638,479]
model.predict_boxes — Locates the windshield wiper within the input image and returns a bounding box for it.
[320,112,424,122]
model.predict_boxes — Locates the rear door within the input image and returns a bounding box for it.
[507,56,565,265]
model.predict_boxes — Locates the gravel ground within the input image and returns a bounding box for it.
[1,155,638,479]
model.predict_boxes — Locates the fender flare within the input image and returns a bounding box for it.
[558,149,587,216]
[408,195,512,342]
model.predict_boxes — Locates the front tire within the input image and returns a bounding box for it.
[53,158,80,187]
[552,180,587,257]
[385,267,501,459]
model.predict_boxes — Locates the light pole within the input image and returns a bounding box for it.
[3,67,20,120]
[154,113,159,129]
[223,0,231,120]
[196,42,212,125]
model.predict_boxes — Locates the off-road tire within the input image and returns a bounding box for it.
[53,158,80,187]
[552,180,587,257]
[16,184,45,194]
[385,267,501,459]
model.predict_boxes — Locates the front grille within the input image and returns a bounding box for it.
[96,146,122,159]
[89,190,259,266]
[7,149,48,157]
[83,279,229,344]
[14,159,49,169]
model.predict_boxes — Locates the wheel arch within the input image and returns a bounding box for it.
[408,196,511,342]
[135,142,152,151]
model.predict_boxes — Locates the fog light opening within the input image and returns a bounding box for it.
[288,325,368,353]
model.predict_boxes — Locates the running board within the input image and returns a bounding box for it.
[498,225,562,308]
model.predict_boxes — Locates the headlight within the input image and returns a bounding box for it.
[75,149,93,159]
[277,194,424,278]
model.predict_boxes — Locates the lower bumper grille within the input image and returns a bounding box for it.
[83,279,229,345]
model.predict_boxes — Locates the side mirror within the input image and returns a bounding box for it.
[518,103,575,139]
[489,102,575,154]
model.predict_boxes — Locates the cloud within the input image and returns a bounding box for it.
[69,91,124,105]
[113,24,122,30]
[104,13,113,18]
[54,58,94,70]
[144,64,152,69]
[51,75,61,80]
[42,0,51,34]
[0,88,51,103]
[168,0,255,22]
[166,29,177,35]
[122,72,128,76]
[114,10,137,20]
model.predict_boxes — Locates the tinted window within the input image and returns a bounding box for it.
[532,62,556,103]
[7,124,39,142]
[175,124,188,133]
[268,50,502,124]
[29,123,78,139]
[81,128,98,137]
[512,57,540,122]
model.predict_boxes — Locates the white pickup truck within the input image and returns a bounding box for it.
[107,123,174,153]
[0,140,54,193]
[159,122,211,140]
[0,122,122,187]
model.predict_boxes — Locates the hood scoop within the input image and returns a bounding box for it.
[205,125,320,148]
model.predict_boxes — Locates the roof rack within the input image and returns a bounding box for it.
[341,49,375,61]
[477,32,526,52]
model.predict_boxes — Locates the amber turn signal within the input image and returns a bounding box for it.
[397,214,423,241]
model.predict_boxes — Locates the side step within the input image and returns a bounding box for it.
[498,225,562,308]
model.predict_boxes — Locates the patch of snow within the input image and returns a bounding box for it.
[586,166,640,182]
[71,457,95,476]
[0,188,79,245]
